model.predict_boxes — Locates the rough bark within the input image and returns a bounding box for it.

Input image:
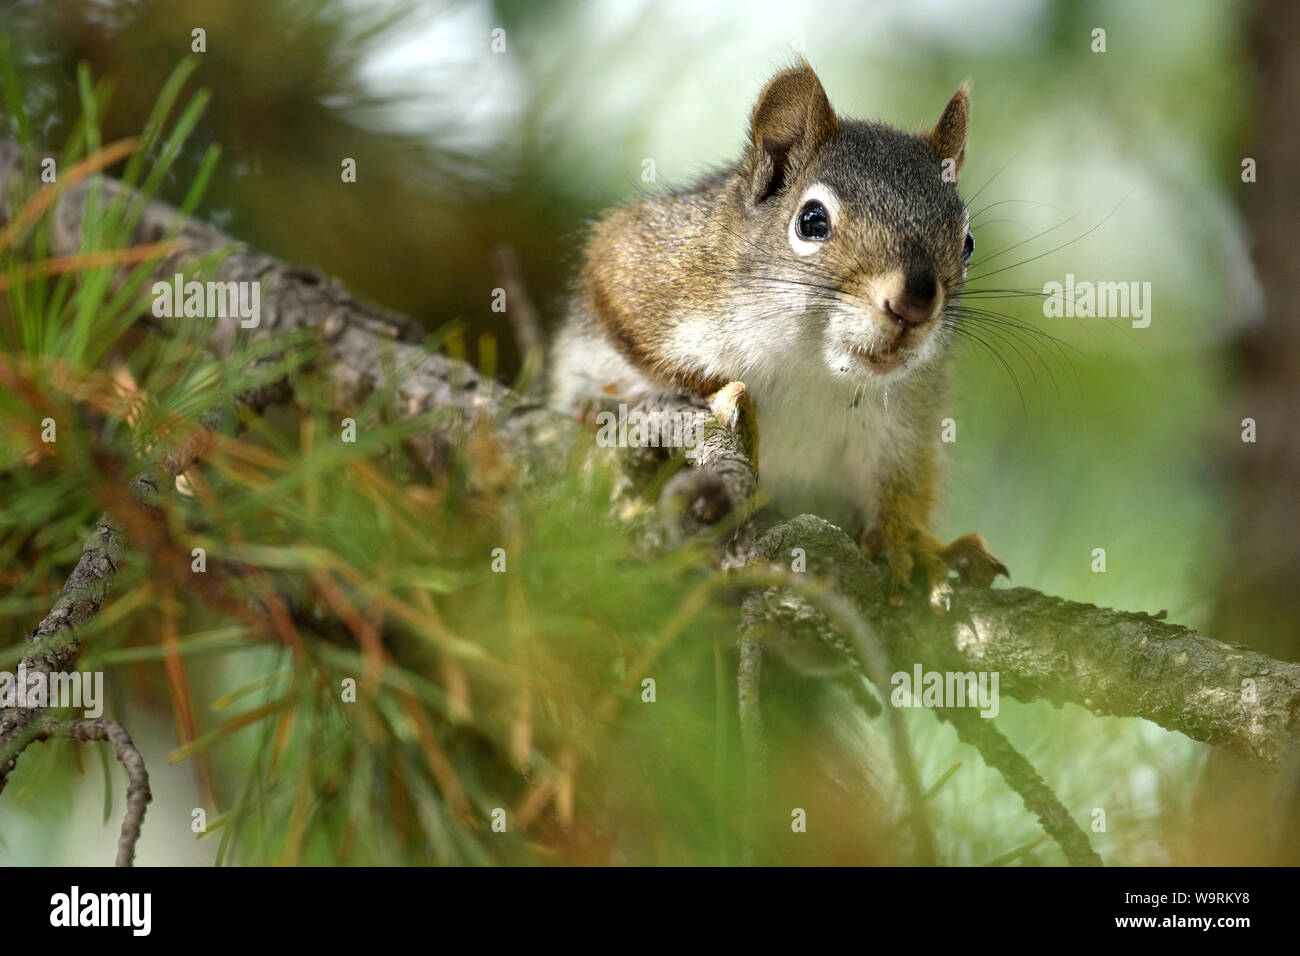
[27,717,151,867]
[0,478,144,781]
[746,515,1300,764]
[0,138,579,480]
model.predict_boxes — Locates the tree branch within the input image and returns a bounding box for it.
[27,717,152,867]
[745,515,1300,764]
[7,138,1296,761]
[0,480,144,789]
[3,139,1297,869]
[940,707,1102,866]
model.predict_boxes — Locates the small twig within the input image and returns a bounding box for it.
[741,546,940,863]
[31,717,152,867]
[800,586,939,864]
[0,515,126,789]
[736,634,766,864]
[941,707,1102,866]
[490,243,545,394]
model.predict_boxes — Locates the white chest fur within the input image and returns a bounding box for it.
[550,310,913,536]
[748,366,906,534]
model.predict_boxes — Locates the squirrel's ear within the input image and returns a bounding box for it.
[922,81,971,177]
[747,61,838,203]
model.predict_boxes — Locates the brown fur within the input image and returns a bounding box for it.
[552,61,1012,862]
[561,61,1005,604]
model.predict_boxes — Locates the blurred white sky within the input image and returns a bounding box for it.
[345,0,1047,165]
[342,0,1260,342]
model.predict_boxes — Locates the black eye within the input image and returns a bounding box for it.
[797,201,831,241]
[962,232,974,264]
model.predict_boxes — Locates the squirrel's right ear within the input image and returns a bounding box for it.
[746,61,838,203]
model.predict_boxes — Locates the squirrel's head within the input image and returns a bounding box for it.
[732,61,972,385]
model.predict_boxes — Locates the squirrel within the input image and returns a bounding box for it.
[550,60,1008,610]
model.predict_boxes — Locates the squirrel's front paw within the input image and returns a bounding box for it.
[865,528,1008,612]
[706,381,759,470]
[938,532,1009,589]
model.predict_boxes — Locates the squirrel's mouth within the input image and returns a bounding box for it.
[844,338,904,374]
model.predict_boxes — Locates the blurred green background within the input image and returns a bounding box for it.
[1,0,1291,866]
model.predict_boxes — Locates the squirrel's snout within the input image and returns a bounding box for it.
[882,269,939,328]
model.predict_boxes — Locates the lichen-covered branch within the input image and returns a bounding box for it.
[0,138,579,481]
[747,514,1300,764]
[0,483,140,789]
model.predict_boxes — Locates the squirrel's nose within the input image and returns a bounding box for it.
[883,295,932,328]
[883,271,938,328]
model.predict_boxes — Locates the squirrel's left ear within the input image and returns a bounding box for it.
[922,81,971,177]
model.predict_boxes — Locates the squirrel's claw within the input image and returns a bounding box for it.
[874,529,1007,614]
[884,540,952,614]
[940,532,1009,588]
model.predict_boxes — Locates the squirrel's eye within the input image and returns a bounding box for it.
[797,201,831,241]
[962,232,974,264]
